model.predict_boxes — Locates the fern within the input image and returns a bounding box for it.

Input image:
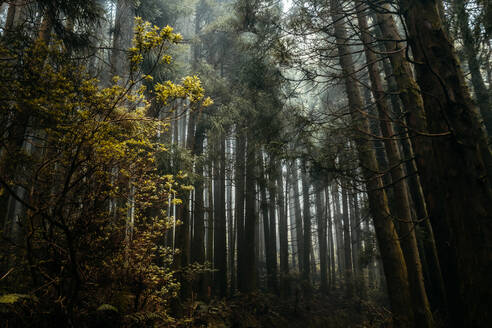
[97,304,119,312]
[0,294,37,304]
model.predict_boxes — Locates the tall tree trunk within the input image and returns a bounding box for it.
[454,0,492,135]
[111,0,135,82]
[300,160,311,283]
[356,6,434,326]
[331,182,344,280]
[259,152,273,291]
[290,160,304,273]
[288,177,298,271]
[330,1,414,326]
[213,136,227,297]
[227,139,236,295]
[4,0,26,35]
[277,164,289,295]
[315,185,328,292]
[341,185,353,296]
[235,129,246,293]
[349,191,364,297]
[267,156,279,293]
[373,9,447,314]
[242,132,257,292]
[191,125,206,299]
[206,158,214,299]
[399,1,492,326]
[325,186,336,290]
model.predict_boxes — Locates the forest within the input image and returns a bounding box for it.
[0,0,491,327]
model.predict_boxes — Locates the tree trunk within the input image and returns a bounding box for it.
[300,160,311,283]
[213,136,227,297]
[191,124,206,299]
[356,6,434,326]
[4,0,26,35]
[242,133,257,292]
[341,186,353,296]
[349,191,364,297]
[227,139,236,295]
[325,186,336,290]
[454,0,492,135]
[206,157,214,293]
[331,182,344,280]
[315,185,328,292]
[373,8,448,315]
[290,160,304,273]
[267,156,279,293]
[288,177,298,271]
[400,1,492,326]
[235,128,246,292]
[259,152,273,291]
[111,0,135,82]
[277,164,289,294]
[330,1,414,326]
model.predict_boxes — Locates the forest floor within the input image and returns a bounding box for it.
[180,290,392,328]
[1,290,393,328]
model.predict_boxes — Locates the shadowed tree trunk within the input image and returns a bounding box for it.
[330,1,414,326]
[331,182,344,280]
[372,8,447,315]
[235,128,246,292]
[267,155,279,293]
[259,152,275,291]
[341,185,353,297]
[399,1,492,325]
[111,0,135,83]
[290,160,304,273]
[453,0,492,135]
[356,6,434,326]
[300,160,312,283]
[242,131,257,292]
[213,135,227,297]
[325,186,336,289]
[277,164,289,295]
[191,123,206,299]
[315,184,328,292]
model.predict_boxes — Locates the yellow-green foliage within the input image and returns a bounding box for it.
[0,294,37,304]
[0,17,211,318]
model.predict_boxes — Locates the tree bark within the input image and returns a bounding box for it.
[111,0,135,82]
[242,132,257,292]
[373,8,448,315]
[356,6,434,326]
[290,160,304,273]
[191,124,206,298]
[315,185,328,292]
[399,1,492,326]
[300,160,312,283]
[341,185,353,296]
[277,164,289,294]
[330,1,414,325]
[325,186,336,289]
[454,0,492,135]
[267,156,279,293]
[259,152,274,291]
[235,128,246,292]
[331,182,344,280]
[213,135,227,297]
